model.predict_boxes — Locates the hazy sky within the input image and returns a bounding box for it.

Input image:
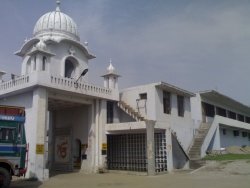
[0,0,249,104]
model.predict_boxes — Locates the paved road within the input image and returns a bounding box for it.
[10,160,250,188]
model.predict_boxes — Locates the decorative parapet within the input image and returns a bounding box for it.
[0,75,30,91]
[0,72,118,100]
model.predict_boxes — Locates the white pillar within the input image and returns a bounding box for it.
[82,102,96,173]
[146,120,156,175]
[32,56,36,72]
[95,99,100,171]
[166,128,173,172]
[36,54,43,71]
[98,100,107,170]
[33,87,49,181]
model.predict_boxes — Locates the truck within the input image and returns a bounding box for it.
[0,105,27,188]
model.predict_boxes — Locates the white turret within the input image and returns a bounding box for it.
[101,59,120,89]
[15,1,95,79]
[0,71,6,83]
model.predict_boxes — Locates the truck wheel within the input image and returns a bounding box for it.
[0,167,11,188]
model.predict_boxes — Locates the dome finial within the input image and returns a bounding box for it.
[56,0,61,12]
[107,59,115,73]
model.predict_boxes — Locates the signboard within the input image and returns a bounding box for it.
[81,144,88,150]
[102,143,107,150]
[55,135,71,163]
[0,115,25,122]
[36,144,44,154]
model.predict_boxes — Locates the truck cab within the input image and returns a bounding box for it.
[0,106,27,188]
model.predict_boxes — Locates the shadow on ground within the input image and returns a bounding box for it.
[10,179,43,188]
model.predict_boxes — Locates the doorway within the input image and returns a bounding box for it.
[73,139,81,169]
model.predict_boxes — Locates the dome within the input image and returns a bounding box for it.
[107,62,115,73]
[33,2,79,41]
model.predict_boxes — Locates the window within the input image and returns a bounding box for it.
[33,56,37,71]
[216,107,226,117]
[65,59,75,78]
[107,101,114,123]
[246,117,250,124]
[202,102,215,117]
[242,132,247,137]
[26,60,31,74]
[237,114,244,122]
[177,95,184,117]
[163,91,171,114]
[233,130,239,137]
[139,93,147,100]
[228,111,236,120]
[222,129,226,135]
[42,56,47,71]
[0,128,16,142]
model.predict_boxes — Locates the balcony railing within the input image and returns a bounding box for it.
[50,76,112,95]
[0,75,29,90]
[0,72,118,100]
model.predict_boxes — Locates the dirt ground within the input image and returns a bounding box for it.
[10,160,250,188]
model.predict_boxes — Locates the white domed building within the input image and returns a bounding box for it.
[0,2,120,180]
[16,1,95,81]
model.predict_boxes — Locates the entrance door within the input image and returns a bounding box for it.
[53,128,73,171]
[73,139,81,169]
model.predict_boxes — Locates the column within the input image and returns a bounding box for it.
[33,87,49,181]
[146,120,156,175]
[166,128,173,172]
[36,54,43,71]
[82,101,95,173]
[98,100,107,171]
[95,99,100,171]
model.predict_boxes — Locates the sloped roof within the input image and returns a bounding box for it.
[199,90,250,115]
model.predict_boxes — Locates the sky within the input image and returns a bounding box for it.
[0,0,249,105]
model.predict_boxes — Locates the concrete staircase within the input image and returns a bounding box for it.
[188,122,211,169]
[117,100,145,121]
[171,132,189,161]
[171,131,189,158]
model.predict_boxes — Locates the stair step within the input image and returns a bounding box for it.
[192,146,202,149]
[118,100,146,122]
[189,149,200,152]
[189,152,200,154]
[195,136,205,139]
[190,160,205,169]
[189,151,200,154]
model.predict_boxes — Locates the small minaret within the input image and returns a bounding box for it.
[0,71,6,83]
[101,59,120,89]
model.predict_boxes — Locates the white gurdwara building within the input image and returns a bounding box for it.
[0,2,250,181]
